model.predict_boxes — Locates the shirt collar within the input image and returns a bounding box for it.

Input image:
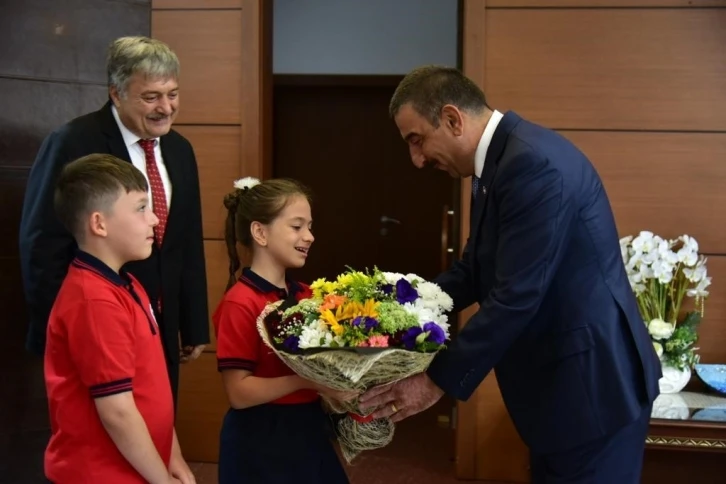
[111,105,159,150]
[71,250,129,287]
[239,267,302,299]
[474,109,504,178]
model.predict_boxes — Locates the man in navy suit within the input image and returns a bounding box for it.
[360,66,661,482]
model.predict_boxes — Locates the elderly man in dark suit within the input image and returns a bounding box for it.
[360,66,662,483]
[19,36,209,404]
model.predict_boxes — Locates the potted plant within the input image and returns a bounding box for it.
[619,231,711,393]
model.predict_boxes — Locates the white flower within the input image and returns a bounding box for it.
[415,281,454,313]
[402,302,450,338]
[404,273,424,284]
[687,276,711,298]
[298,319,329,349]
[683,258,707,283]
[648,318,676,340]
[657,240,678,266]
[652,260,674,285]
[632,231,655,254]
[381,272,404,285]
[233,176,261,190]
[652,341,664,358]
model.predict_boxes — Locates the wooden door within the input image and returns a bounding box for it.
[273,76,458,284]
[151,0,272,462]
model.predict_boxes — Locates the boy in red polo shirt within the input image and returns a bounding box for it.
[43,153,194,484]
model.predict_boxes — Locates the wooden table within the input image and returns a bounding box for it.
[642,383,726,483]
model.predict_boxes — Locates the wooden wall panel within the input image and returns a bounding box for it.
[151,10,241,124]
[151,0,270,465]
[474,375,530,481]
[240,0,273,180]
[485,9,726,130]
[487,0,726,6]
[173,126,240,239]
[561,131,726,254]
[175,353,229,462]
[153,0,240,8]
[203,240,230,352]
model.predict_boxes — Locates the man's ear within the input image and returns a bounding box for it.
[109,86,121,108]
[250,221,267,247]
[441,104,464,136]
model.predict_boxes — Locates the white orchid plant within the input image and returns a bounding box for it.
[620,231,711,371]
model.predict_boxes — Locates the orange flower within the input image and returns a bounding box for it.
[319,294,346,311]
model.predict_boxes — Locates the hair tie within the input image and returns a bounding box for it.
[233,177,261,191]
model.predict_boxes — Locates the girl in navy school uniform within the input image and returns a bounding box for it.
[213,177,352,484]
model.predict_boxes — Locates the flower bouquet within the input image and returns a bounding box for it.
[256,268,453,462]
[619,232,711,377]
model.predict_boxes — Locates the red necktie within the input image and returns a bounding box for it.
[138,139,168,245]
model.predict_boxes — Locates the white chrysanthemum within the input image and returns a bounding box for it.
[402,302,450,338]
[416,281,454,312]
[298,320,329,349]
[233,176,261,190]
[404,273,424,284]
[380,272,404,285]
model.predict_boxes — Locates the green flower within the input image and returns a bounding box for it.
[376,301,419,334]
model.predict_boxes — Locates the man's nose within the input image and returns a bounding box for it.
[157,97,173,115]
[410,148,425,168]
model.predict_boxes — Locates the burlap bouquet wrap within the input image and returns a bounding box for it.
[257,300,438,462]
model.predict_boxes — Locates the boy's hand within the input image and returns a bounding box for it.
[169,452,196,484]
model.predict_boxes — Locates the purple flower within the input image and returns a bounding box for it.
[401,323,446,349]
[381,283,394,295]
[353,316,379,332]
[423,322,446,345]
[282,335,300,352]
[402,327,423,350]
[395,279,419,304]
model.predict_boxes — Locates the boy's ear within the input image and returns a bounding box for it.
[88,211,108,237]
[250,221,267,247]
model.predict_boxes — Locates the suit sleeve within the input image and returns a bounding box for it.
[18,131,76,355]
[434,238,477,313]
[427,153,576,400]
[178,145,210,346]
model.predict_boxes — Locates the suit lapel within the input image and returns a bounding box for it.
[159,136,181,241]
[469,111,522,240]
[98,101,132,163]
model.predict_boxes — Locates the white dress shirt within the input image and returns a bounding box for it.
[111,105,172,210]
[473,109,504,179]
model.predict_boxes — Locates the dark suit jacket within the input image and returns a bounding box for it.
[427,111,661,454]
[19,101,209,396]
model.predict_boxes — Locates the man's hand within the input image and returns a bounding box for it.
[359,372,445,423]
[169,449,196,484]
[180,345,205,363]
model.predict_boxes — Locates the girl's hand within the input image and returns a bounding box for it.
[306,380,359,402]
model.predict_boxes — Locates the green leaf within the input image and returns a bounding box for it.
[415,330,429,344]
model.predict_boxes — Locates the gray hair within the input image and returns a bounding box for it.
[107,36,180,97]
